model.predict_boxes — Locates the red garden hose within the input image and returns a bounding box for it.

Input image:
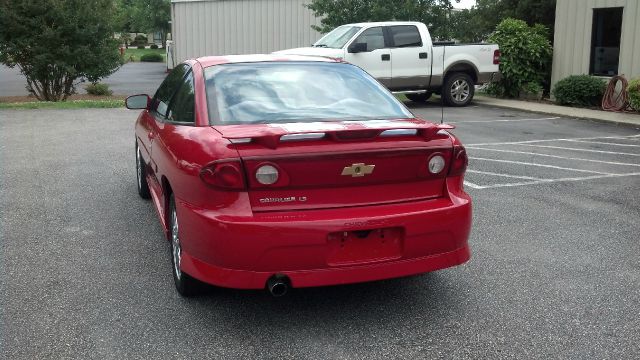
[601,75,630,112]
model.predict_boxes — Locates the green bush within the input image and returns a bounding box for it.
[488,18,553,98]
[627,78,640,111]
[136,45,146,49]
[140,53,163,62]
[150,44,159,49]
[552,75,605,107]
[84,82,113,96]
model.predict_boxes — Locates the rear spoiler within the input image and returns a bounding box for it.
[215,120,455,149]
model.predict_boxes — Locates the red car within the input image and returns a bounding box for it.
[127,55,471,297]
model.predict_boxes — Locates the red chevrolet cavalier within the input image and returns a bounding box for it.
[127,55,471,296]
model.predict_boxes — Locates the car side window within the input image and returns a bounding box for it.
[166,71,195,124]
[151,64,189,118]
[389,25,422,48]
[353,27,385,52]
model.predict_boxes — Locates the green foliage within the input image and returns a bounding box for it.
[140,53,163,62]
[627,78,640,112]
[150,44,159,49]
[134,34,148,42]
[305,0,457,40]
[552,75,605,107]
[0,0,121,101]
[85,83,113,96]
[487,18,552,98]
[451,0,556,43]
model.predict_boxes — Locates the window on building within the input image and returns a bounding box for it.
[590,7,623,76]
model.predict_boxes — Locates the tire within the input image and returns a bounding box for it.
[135,142,151,199]
[169,194,200,297]
[405,92,432,103]
[442,72,474,107]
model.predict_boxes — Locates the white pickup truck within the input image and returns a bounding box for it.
[275,21,501,106]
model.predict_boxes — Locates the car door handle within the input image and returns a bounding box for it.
[381,54,390,61]
[419,52,428,59]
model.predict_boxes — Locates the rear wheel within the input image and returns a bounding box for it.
[136,142,151,199]
[443,72,474,107]
[405,92,432,103]
[169,194,200,297]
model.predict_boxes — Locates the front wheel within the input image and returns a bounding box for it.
[442,73,474,107]
[169,194,201,297]
[136,142,151,199]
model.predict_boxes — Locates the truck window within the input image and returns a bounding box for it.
[389,25,422,48]
[353,27,385,52]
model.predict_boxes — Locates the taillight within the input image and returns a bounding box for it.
[428,154,446,174]
[493,49,501,65]
[255,164,279,185]
[448,145,468,177]
[200,160,246,190]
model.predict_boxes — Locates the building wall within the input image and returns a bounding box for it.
[551,0,640,87]
[171,0,323,65]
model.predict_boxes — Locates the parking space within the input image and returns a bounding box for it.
[2,103,640,359]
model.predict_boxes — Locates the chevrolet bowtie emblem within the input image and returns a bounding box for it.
[341,163,375,177]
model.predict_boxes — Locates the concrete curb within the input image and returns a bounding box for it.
[472,96,640,128]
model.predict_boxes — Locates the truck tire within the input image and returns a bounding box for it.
[443,72,474,107]
[405,92,432,103]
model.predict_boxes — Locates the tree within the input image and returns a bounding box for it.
[131,0,171,47]
[0,0,121,101]
[306,0,460,41]
[451,0,556,43]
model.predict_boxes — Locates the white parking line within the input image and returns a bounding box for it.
[469,157,614,174]
[449,116,559,124]
[519,144,640,157]
[466,147,640,167]
[466,169,543,180]
[467,134,640,147]
[565,139,640,147]
[466,172,640,190]
[463,180,483,189]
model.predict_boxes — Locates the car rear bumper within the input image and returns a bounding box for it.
[177,178,472,289]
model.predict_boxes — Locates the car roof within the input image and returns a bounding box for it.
[195,54,341,67]
[344,21,424,27]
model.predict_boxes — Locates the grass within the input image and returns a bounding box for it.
[123,47,166,62]
[0,99,124,110]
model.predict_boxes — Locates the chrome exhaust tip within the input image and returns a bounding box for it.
[267,275,289,297]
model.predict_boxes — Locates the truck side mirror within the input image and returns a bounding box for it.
[348,42,368,53]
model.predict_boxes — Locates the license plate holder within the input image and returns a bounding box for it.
[326,227,403,266]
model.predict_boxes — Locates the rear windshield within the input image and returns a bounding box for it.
[204,62,412,125]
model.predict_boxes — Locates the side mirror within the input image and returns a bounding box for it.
[348,42,368,53]
[125,94,151,110]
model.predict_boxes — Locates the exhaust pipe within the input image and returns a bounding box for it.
[267,275,289,297]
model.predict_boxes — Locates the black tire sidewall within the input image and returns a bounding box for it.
[443,73,474,107]
[406,92,432,102]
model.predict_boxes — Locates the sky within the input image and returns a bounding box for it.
[453,0,476,9]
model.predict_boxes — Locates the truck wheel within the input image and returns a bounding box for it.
[406,92,432,102]
[443,73,474,107]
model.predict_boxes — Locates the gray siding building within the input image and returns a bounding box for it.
[551,0,640,87]
[169,0,323,68]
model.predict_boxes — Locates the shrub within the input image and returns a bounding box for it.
[140,53,163,62]
[150,44,159,49]
[488,19,553,98]
[137,45,146,49]
[85,82,113,96]
[552,75,605,107]
[628,78,640,112]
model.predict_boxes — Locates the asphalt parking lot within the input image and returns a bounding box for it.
[1,102,639,359]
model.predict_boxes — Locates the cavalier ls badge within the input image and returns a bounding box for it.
[341,163,375,177]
